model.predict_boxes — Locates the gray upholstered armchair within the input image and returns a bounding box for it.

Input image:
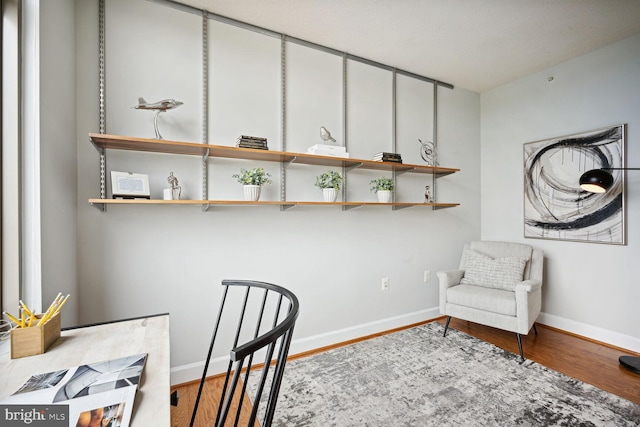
[438,241,543,362]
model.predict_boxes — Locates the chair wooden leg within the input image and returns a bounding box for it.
[533,323,538,335]
[443,316,451,337]
[516,333,525,363]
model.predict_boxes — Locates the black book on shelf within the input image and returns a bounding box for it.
[372,155,402,160]
[372,152,401,158]
[372,157,402,162]
[374,158,403,163]
[238,144,269,150]
[372,152,403,163]
[237,135,267,142]
[237,141,267,146]
[237,140,267,145]
[236,139,267,146]
[237,137,267,142]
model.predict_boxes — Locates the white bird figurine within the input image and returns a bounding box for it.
[320,126,336,144]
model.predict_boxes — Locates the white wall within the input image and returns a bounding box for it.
[481,33,640,351]
[70,0,480,383]
[39,0,78,323]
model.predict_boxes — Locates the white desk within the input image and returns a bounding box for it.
[0,314,170,426]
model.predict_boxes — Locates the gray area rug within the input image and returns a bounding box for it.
[250,322,640,426]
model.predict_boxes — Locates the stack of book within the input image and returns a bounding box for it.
[236,135,268,150]
[307,144,349,158]
[372,152,403,163]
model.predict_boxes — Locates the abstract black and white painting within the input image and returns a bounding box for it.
[524,125,626,244]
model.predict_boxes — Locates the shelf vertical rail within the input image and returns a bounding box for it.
[202,11,210,211]
[342,53,348,210]
[97,0,106,212]
[392,68,398,209]
[432,83,438,210]
[280,34,287,210]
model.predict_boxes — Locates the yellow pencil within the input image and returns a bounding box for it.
[19,300,35,318]
[36,294,59,326]
[36,310,52,326]
[3,311,21,326]
[52,294,70,316]
[45,293,61,314]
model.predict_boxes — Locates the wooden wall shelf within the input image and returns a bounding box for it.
[88,134,460,211]
[89,198,459,210]
[89,134,459,176]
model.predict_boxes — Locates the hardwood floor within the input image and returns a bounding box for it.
[171,374,259,427]
[435,318,640,405]
[171,318,640,426]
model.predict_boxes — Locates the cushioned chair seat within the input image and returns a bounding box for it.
[447,284,516,316]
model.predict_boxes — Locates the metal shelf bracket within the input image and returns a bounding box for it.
[345,162,364,172]
[285,156,297,166]
[343,204,363,211]
[392,205,414,211]
[90,201,106,212]
[394,167,416,176]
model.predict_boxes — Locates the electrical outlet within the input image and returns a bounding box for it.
[424,270,431,283]
[381,277,390,291]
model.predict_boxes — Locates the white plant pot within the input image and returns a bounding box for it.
[377,190,392,203]
[322,188,339,202]
[243,185,261,201]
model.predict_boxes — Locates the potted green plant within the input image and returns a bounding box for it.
[233,167,272,201]
[370,177,395,203]
[315,170,343,202]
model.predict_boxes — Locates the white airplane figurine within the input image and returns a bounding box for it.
[134,97,183,139]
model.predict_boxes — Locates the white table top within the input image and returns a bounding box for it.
[0,314,170,426]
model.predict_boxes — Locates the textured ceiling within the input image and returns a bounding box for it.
[164,0,640,92]
[168,0,640,93]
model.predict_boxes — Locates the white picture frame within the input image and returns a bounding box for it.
[110,171,150,199]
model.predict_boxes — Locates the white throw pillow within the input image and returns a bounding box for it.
[460,249,527,291]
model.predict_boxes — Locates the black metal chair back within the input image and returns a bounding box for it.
[190,280,299,427]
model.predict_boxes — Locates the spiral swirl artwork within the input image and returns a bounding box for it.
[523,125,625,244]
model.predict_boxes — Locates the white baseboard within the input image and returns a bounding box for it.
[170,307,441,385]
[537,312,640,353]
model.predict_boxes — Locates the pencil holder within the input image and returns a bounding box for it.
[10,312,61,359]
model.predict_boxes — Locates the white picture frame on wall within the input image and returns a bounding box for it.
[110,171,150,199]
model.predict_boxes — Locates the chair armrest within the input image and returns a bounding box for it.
[438,270,464,314]
[515,279,542,293]
[515,279,543,333]
[437,270,465,288]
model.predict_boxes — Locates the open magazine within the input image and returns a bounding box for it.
[1,353,147,427]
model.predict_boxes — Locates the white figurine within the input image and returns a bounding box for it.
[424,185,432,203]
[168,172,181,200]
[320,126,336,144]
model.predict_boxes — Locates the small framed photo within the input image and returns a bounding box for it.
[111,171,150,199]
